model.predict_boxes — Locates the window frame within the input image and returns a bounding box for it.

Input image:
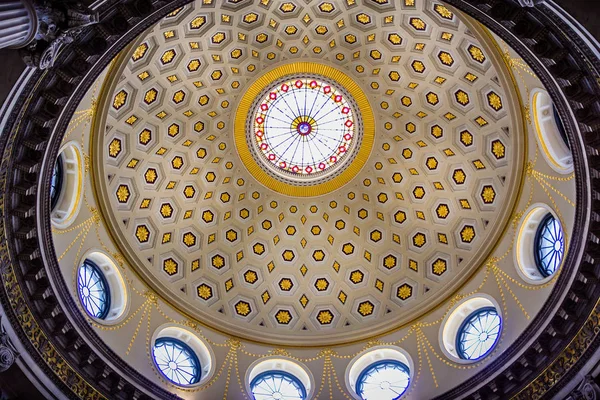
[455,306,502,361]
[152,337,202,386]
[77,259,111,320]
[355,359,411,400]
[250,369,307,400]
[533,213,565,278]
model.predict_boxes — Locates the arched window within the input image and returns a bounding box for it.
[77,260,110,319]
[456,307,501,360]
[534,213,565,277]
[50,155,64,211]
[355,360,410,400]
[250,370,307,400]
[152,338,201,386]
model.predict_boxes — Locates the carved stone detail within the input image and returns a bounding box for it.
[0,316,17,373]
[566,376,600,400]
[20,1,99,69]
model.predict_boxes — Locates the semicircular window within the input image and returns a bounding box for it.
[457,307,501,360]
[250,371,307,400]
[50,155,64,211]
[355,360,410,400]
[152,338,201,385]
[535,213,565,277]
[77,260,110,319]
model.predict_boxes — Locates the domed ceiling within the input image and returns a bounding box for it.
[93,0,522,345]
[44,0,580,398]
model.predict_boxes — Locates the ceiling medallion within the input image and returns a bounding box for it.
[252,77,358,180]
[235,62,374,196]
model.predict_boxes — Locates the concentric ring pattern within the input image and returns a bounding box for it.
[94,0,523,345]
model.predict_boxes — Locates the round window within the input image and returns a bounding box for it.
[515,205,566,282]
[250,76,360,182]
[534,213,565,277]
[250,370,307,400]
[77,260,110,319]
[152,338,201,386]
[355,360,410,400]
[51,142,84,228]
[456,307,502,360]
[76,251,128,323]
[531,89,573,173]
[440,296,503,363]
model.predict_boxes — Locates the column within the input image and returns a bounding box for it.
[0,1,36,49]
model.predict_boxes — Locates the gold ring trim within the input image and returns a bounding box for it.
[234,62,374,197]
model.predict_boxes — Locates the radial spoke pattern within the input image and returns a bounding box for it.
[356,361,410,400]
[253,77,356,176]
[457,308,501,360]
[250,371,306,400]
[153,338,201,385]
[535,213,564,277]
[50,155,63,210]
[77,260,110,319]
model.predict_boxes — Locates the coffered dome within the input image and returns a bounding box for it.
[91,0,524,346]
[2,0,597,399]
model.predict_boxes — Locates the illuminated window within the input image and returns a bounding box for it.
[355,360,410,400]
[456,307,501,360]
[534,213,564,277]
[153,338,201,385]
[77,260,110,319]
[250,370,306,400]
[515,206,565,283]
[252,77,357,178]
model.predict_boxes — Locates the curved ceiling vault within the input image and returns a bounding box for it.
[0,0,598,399]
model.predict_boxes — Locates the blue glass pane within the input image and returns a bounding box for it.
[356,360,410,400]
[457,307,501,360]
[50,155,63,211]
[153,338,201,385]
[250,371,306,400]
[77,260,110,319]
[535,213,564,277]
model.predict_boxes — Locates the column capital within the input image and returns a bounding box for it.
[20,0,99,69]
[566,375,600,400]
[0,315,17,373]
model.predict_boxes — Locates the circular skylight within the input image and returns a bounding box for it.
[251,76,358,181]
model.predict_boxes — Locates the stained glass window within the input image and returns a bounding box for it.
[153,338,201,385]
[534,213,565,277]
[252,77,356,177]
[50,155,64,211]
[77,260,110,319]
[355,360,410,400]
[250,371,306,400]
[456,307,501,360]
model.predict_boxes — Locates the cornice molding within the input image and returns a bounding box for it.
[0,0,598,399]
